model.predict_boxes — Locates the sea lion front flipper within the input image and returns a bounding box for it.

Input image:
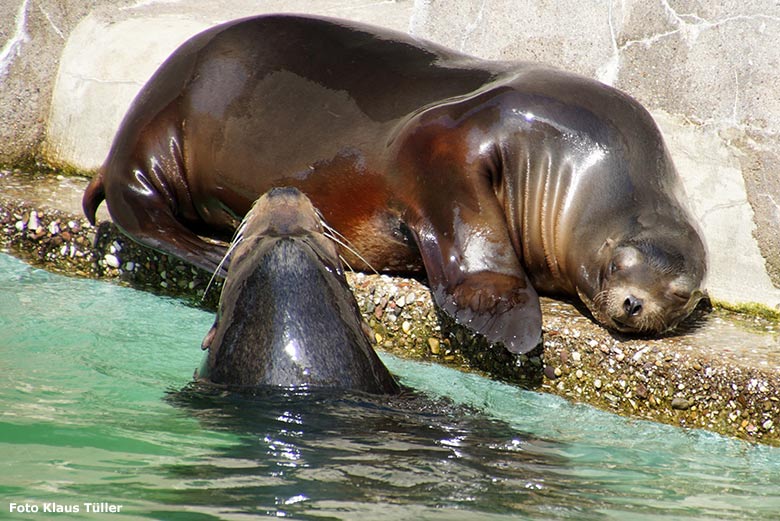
[101,159,228,276]
[396,103,543,353]
[430,270,542,355]
[403,160,542,353]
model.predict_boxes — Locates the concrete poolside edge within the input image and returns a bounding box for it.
[1,170,778,446]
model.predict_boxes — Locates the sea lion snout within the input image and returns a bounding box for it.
[623,295,643,317]
[603,286,652,332]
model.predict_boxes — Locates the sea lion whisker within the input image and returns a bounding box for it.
[202,220,248,301]
[322,224,378,275]
[635,311,663,334]
[339,253,355,273]
[320,219,346,242]
[592,289,609,309]
[202,249,232,301]
[654,313,670,334]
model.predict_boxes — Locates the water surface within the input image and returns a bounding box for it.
[1,252,778,520]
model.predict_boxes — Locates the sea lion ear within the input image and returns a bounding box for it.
[597,238,616,257]
[201,323,218,351]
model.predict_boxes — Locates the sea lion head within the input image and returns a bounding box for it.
[197,187,399,394]
[238,186,337,263]
[579,236,707,335]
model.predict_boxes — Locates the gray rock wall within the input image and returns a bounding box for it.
[1,0,778,309]
[0,0,133,166]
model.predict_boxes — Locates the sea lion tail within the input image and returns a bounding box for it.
[82,168,106,225]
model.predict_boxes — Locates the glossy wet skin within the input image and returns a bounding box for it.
[197,187,400,394]
[84,14,707,353]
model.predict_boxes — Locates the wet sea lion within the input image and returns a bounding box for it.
[195,187,400,394]
[83,14,707,354]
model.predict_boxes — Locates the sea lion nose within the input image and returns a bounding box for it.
[624,295,643,317]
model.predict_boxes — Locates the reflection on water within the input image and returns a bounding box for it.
[1,252,779,520]
[163,386,562,518]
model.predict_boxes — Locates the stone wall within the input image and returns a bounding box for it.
[0,0,134,166]
[1,0,778,309]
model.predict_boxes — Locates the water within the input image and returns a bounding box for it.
[1,252,778,520]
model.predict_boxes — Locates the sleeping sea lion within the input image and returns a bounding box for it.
[84,14,707,354]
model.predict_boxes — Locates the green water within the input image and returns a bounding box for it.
[1,252,778,520]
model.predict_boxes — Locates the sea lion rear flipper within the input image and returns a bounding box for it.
[82,168,105,225]
[104,167,228,275]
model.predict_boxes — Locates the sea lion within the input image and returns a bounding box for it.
[83,14,707,354]
[195,187,400,394]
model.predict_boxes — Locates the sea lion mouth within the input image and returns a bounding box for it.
[578,287,630,332]
[610,317,635,331]
[603,315,655,335]
[607,307,692,336]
